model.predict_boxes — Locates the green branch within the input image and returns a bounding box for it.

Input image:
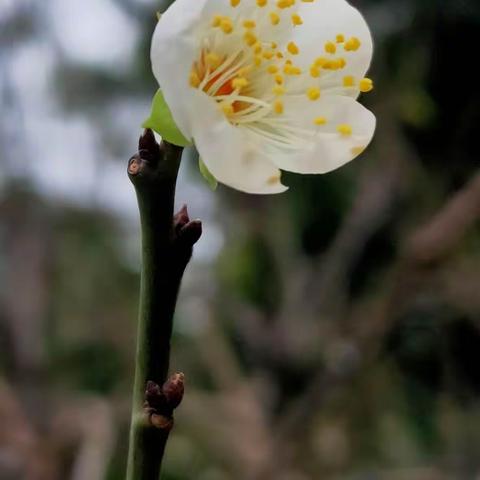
[126,129,202,480]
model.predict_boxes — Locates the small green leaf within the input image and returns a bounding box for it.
[142,89,191,147]
[199,158,218,191]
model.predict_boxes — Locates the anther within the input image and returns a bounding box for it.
[337,124,353,136]
[287,41,299,55]
[345,37,361,51]
[220,18,234,34]
[291,13,303,25]
[359,78,373,92]
[306,87,321,100]
[325,41,336,54]
[270,12,280,25]
[274,99,284,114]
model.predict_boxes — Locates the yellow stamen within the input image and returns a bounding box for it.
[337,124,353,136]
[220,101,234,115]
[306,87,321,100]
[244,31,257,46]
[220,18,234,34]
[325,41,337,54]
[336,34,345,43]
[205,53,221,69]
[237,66,253,76]
[243,19,256,29]
[351,146,366,156]
[343,75,355,87]
[359,77,374,92]
[287,41,299,55]
[267,64,279,74]
[310,66,320,78]
[212,15,223,27]
[291,13,303,26]
[269,11,280,25]
[274,99,284,114]
[345,36,361,51]
[314,57,328,67]
[232,77,249,89]
[323,59,342,70]
[230,0,241,6]
[284,64,301,75]
[257,0,268,6]
[272,85,286,95]
[253,42,263,54]
[314,116,327,125]
[189,71,200,88]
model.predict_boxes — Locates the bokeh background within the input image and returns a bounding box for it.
[1,0,480,479]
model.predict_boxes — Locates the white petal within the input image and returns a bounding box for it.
[201,0,255,19]
[151,0,211,140]
[293,0,373,97]
[269,95,376,174]
[190,90,288,194]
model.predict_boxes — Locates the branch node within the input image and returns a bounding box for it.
[127,154,142,176]
[150,414,174,432]
[143,373,185,430]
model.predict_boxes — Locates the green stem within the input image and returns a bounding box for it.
[126,130,201,480]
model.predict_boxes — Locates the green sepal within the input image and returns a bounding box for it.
[142,89,191,147]
[199,158,218,191]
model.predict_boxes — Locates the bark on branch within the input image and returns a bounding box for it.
[126,129,202,480]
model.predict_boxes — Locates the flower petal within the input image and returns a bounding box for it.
[269,95,376,174]
[151,0,210,141]
[293,0,373,97]
[190,90,288,194]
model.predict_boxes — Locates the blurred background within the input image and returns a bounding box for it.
[1,0,480,479]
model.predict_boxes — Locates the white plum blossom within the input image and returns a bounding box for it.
[151,0,376,194]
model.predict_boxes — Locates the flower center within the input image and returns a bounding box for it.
[188,0,373,151]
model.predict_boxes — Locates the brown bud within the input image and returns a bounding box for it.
[177,220,202,247]
[162,372,185,409]
[145,381,167,411]
[138,128,161,159]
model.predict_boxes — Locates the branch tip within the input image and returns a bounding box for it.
[139,128,160,158]
[174,204,190,231]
